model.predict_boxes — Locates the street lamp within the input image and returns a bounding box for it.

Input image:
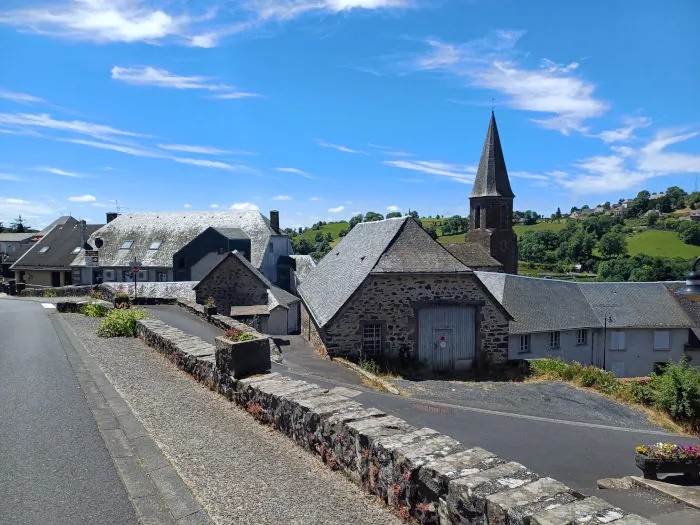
[675,256,700,301]
[602,315,613,371]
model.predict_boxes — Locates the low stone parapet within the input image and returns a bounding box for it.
[56,298,113,313]
[20,285,94,297]
[134,317,656,525]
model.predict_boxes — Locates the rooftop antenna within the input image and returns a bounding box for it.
[110,199,129,213]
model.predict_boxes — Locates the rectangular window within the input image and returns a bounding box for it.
[38,246,50,253]
[549,331,560,350]
[120,241,133,250]
[71,246,82,254]
[149,241,162,250]
[362,323,382,356]
[519,334,530,354]
[72,270,82,284]
[610,331,626,350]
[577,329,587,345]
[156,271,168,282]
[653,330,670,351]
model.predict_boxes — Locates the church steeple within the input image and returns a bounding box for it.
[470,111,514,199]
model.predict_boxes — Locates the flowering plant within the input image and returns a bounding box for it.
[204,297,216,308]
[224,328,257,342]
[636,442,700,460]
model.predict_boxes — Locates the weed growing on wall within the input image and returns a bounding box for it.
[81,302,107,318]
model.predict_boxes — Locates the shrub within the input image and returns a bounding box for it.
[43,289,57,298]
[359,358,381,376]
[97,307,148,337]
[224,328,257,342]
[653,358,700,428]
[81,302,107,317]
[627,379,657,406]
[204,296,216,308]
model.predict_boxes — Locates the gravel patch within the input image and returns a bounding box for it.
[64,314,402,525]
[393,379,663,431]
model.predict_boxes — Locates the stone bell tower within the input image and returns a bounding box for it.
[466,112,518,274]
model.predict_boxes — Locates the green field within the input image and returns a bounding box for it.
[294,221,348,247]
[513,220,568,236]
[626,229,697,259]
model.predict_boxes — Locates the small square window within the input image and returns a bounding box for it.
[71,247,82,254]
[653,331,670,351]
[38,246,50,254]
[549,331,560,350]
[120,241,134,250]
[362,323,382,356]
[149,241,162,250]
[577,329,587,345]
[519,334,530,354]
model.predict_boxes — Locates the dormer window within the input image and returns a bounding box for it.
[149,241,162,250]
[39,246,49,254]
[120,241,134,250]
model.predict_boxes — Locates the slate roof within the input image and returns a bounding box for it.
[12,217,102,271]
[0,232,38,242]
[212,227,248,239]
[71,212,274,269]
[443,242,503,269]
[290,255,316,285]
[476,273,695,334]
[470,112,515,199]
[299,217,471,327]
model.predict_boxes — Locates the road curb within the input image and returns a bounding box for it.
[51,314,213,525]
[334,358,401,395]
[631,476,700,510]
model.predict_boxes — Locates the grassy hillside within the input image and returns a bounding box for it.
[294,221,348,247]
[513,220,568,236]
[626,229,697,259]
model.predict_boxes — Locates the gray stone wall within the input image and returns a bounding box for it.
[135,319,653,525]
[300,302,328,357]
[317,273,509,368]
[194,255,268,315]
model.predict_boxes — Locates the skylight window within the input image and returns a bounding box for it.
[71,247,81,254]
[149,241,162,250]
[39,246,49,254]
[120,241,134,250]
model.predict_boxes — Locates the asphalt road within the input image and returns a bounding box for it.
[144,304,700,523]
[0,299,138,525]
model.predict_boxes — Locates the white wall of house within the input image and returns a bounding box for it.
[509,329,593,365]
[191,252,227,281]
[72,266,173,285]
[261,235,293,284]
[267,307,288,335]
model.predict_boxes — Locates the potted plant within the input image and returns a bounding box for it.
[204,297,217,316]
[113,285,130,309]
[635,443,700,480]
[215,328,270,378]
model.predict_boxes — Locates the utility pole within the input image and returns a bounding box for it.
[602,315,613,371]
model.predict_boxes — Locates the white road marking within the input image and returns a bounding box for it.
[41,303,56,309]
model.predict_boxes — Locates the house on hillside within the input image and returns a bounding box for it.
[11,217,102,287]
[298,216,511,371]
[477,273,695,378]
[194,250,300,335]
[71,210,295,291]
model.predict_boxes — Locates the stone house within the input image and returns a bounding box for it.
[11,216,102,287]
[194,251,300,335]
[71,210,294,291]
[477,273,696,378]
[298,217,511,371]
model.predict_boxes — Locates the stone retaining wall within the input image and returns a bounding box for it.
[135,318,654,525]
[20,285,94,297]
[56,298,113,313]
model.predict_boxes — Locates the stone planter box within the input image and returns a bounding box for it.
[635,453,700,480]
[215,335,271,379]
[204,305,217,316]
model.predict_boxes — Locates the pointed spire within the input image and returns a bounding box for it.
[470,112,514,199]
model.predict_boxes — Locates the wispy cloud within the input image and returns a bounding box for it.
[510,171,550,181]
[410,31,608,134]
[276,167,314,178]
[210,204,220,208]
[0,112,146,139]
[309,196,321,201]
[317,139,368,155]
[184,204,192,208]
[590,116,652,144]
[383,159,477,184]
[273,195,292,201]
[386,205,400,212]
[400,178,424,183]
[111,66,261,99]
[230,202,259,211]
[36,166,84,178]
[0,89,45,104]
[157,143,232,155]
[0,173,22,181]
[172,157,259,173]
[68,194,96,202]
[328,205,345,213]
[0,197,55,224]
[247,0,411,22]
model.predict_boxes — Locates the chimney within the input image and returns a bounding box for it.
[270,210,280,234]
[106,212,119,223]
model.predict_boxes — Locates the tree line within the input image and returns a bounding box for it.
[0,215,33,233]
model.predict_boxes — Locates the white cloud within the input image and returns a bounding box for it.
[0,197,55,225]
[0,0,211,46]
[247,0,410,22]
[37,166,84,178]
[111,66,261,99]
[411,31,608,134]
[172,157,258,173]
[510,171,550,181]
[210,204,220,208]
[184,204,192,208]
[328,205,345,213]
[386,205,400,212]
[317,139,368,154]
[276,167,313,178]
[0,112,146,139]
[230,202,259,211]
[0,89,45,104]
[68,194,97,202]
[592,116,652,143]
[383,159,476,184]
[0,173,22,181]
[158,143,231,155]
[309,196,321,201]
[273,195,292,201]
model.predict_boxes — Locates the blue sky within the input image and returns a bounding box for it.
[1,0,699,229]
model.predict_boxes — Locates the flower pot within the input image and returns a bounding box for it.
[215,334,271,379]
[113,297,130,309]
[635,453,700,480]
[204,306,217,316]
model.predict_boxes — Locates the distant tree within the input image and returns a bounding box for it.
[677,221,700,246]
[581,204,590,210]
[557,231,595,263]
[570,206,578,215]
[630,190,651,217]
[435,214,441,220]
[313,231,323,243]
[603,201,611,210]
[10,215,29,233]
[646,213,659,227]
[665,186,687,210]
[555,207,562,222]
[0,221,4,233]
[408,210,419,219]
[293,238,314,255]
[338,229,348,237]
[386,211,402,219]
[687,192,700,210]
[324,232,333,243]
[653,194,673,213]
[364,211,384,222]
[598,232,627,258]
[348,214,363,230]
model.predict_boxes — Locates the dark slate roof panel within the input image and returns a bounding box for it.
[443,242,503,269]
[298,217,407,326]
[470,112,515,199]
[291,254,316,285]
[0,232,37,242]
[212,227,248,239]
[373,219,470,273]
